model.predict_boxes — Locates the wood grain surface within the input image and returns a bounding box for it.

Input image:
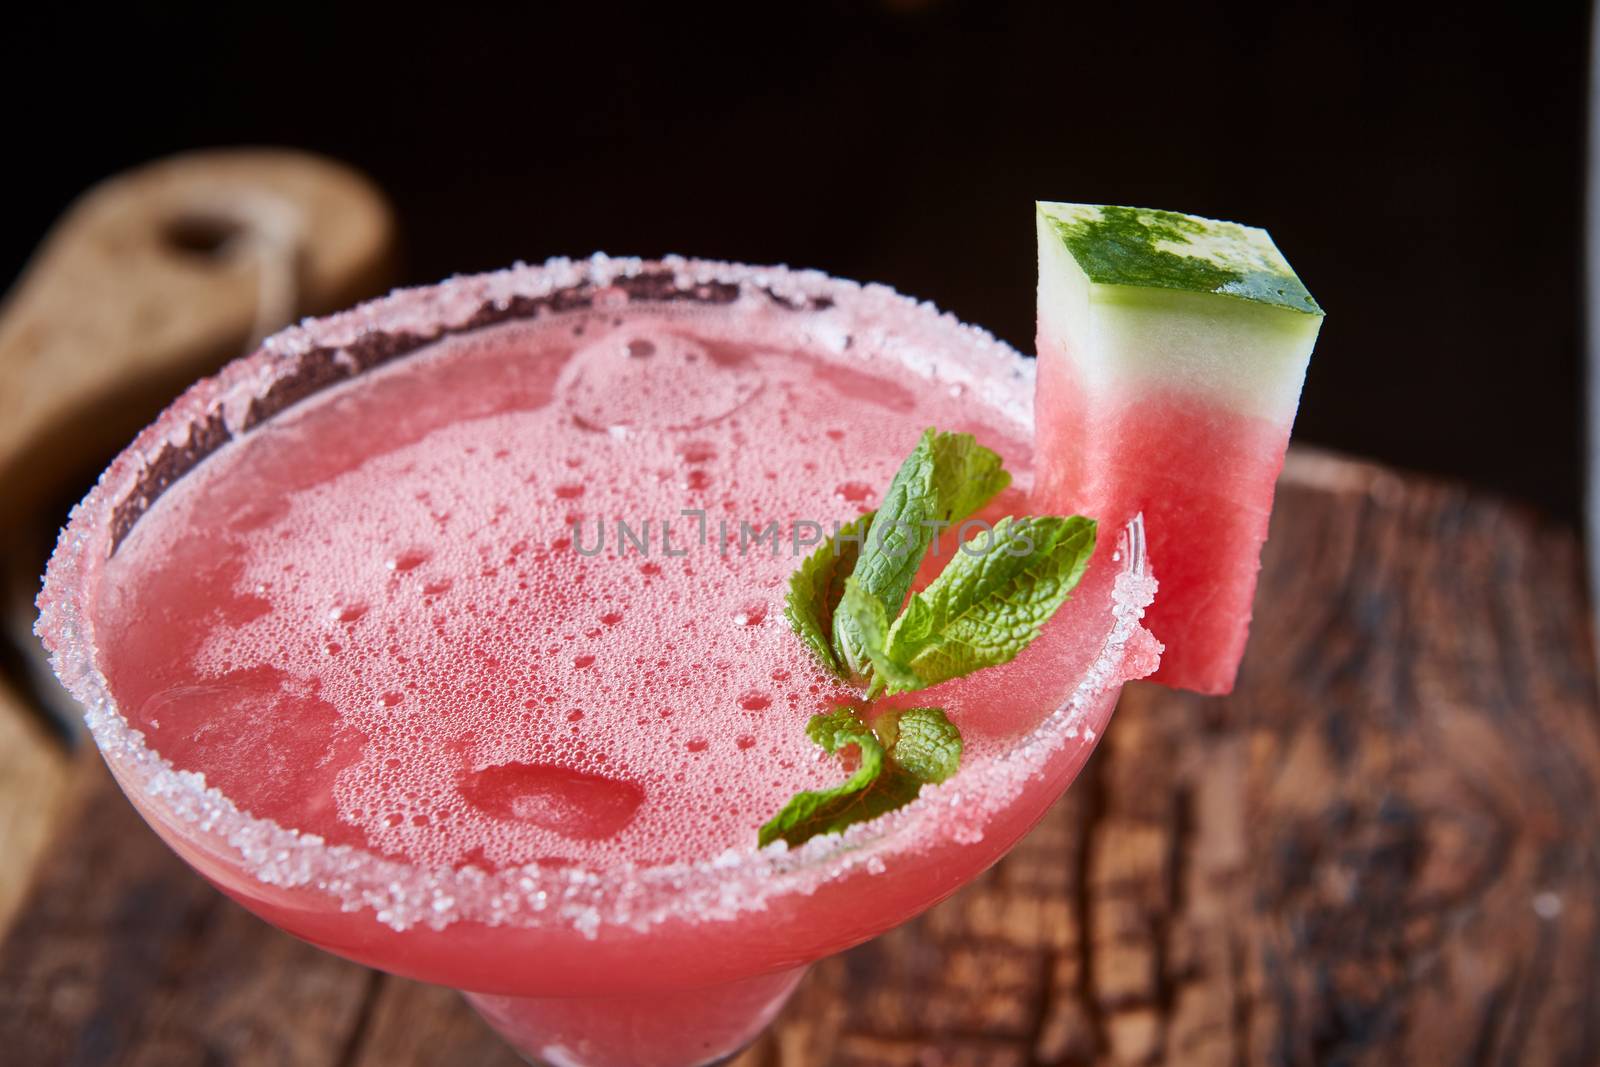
[1,449,1596,1066]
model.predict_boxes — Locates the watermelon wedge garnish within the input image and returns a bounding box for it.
[1033,202,1324,694]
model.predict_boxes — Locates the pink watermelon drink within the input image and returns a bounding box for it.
[42,260,1160,1066]
[38,218,1318,1066]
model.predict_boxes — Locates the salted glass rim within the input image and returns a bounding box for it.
[37,254,1156,937]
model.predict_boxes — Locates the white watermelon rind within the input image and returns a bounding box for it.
[1036,202,1323,422]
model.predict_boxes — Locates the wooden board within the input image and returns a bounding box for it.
[0,449,1596,1066]
[0,147,393,521]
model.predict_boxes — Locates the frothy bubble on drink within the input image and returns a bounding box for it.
[128,310,1046,873]
[559,330,763,434]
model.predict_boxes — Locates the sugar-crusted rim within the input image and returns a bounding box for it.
[37,255,1156,937]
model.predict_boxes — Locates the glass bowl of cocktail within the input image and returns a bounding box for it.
[38,207,1320,1067]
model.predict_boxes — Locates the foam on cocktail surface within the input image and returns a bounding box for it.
[40,259,1155,981]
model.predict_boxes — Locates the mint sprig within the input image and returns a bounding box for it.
[822,429,1011,679]
[757,706,961,848]
[762,427,1096,849]
[861,515,1096,696]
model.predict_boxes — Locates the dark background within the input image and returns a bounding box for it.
[4,1,1590,522]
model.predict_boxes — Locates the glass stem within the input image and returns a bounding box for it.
[463,964,808,1067]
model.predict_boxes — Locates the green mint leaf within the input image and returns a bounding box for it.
[838,577,919,698]
[830,430,1013,680]
[783,511,874,678]
[758,708,903,847]
[878,515,1097,694]
[767,426,1086,845]
[757,706,962,848]
[804,705,880,757]
[928,431,1011,524]
[831,430,939,676]
[875,706,962,784]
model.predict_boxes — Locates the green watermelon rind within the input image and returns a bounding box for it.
[1036,202,1323,318]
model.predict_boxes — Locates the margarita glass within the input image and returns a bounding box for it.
[38,257,1159,1067]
